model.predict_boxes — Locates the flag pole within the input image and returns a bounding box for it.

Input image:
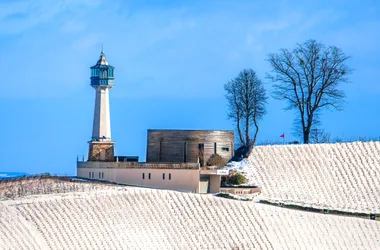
[280,133,285,144]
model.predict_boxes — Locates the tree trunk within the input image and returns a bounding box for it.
[303,113,314,144]
[245,116,250,147]
[252,116,259,146]
[237,119,245,146]
[303,124,313,144]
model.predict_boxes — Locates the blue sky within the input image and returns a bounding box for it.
[0,0,379,175]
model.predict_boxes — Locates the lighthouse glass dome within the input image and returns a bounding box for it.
[90,51,114,87]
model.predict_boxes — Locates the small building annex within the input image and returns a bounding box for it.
[77,50,233,193]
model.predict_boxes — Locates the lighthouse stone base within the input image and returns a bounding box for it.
[88,141,115,161]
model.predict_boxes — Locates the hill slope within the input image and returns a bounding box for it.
[1,187,379,249]
[247,141,380,213]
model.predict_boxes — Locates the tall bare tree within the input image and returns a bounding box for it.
[267,39,352,144]
[225,69,267,148]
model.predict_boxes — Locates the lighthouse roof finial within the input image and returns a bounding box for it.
[96,43,109,66]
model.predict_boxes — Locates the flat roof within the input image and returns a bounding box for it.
[147,129,234,132]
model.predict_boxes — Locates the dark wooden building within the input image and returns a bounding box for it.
[146,130,234,164]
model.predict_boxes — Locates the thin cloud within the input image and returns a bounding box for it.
[0,0,379,99]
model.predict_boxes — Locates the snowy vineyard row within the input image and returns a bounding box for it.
[0,177,113,200]
[247,141,380,213]
[1,188,379,249]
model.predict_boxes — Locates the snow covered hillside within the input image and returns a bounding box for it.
[1,187,379,249]
[246,141,380,213]
[0,176,115,200]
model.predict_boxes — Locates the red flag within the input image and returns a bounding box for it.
[280,133,285,138]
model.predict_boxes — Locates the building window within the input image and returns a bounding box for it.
[169,173,172,180]
[149,173,151,179]
[102,172,104,179]
[99,172,101,179]
[214,142,217,154]
[163,173,165,180]
[89,172,91,178]
[222,147,229,152]
[142,173,145,179]
[91,172,94,178]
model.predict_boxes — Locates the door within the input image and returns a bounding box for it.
[199,176,210,193]
[100,150,106,161]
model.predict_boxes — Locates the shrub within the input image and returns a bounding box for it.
[221,172,247,186]
[221,175,229,186]
[221,171,235,185]
[198,150,204,167]
[230,173,246,185]
[215,192,252,201]
[215,192,238,200]
[289,141,300,145]
[206,154,227,168]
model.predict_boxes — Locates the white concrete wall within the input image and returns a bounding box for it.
[77,167,200,193]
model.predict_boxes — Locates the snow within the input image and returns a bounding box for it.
[1,187,379,249]
[1,141,379,248]
[225,158,250,172]
[245,141,380,213]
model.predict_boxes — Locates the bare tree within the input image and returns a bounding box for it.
[225,69,267,148]
[309,127,331,144]
[267,39,352,143]
[292,114,331,144]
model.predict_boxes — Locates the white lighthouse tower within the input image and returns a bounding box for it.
[88,48,115,161]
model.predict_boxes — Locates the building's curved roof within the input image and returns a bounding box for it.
[1,187,379,249]
[247,141,380,213]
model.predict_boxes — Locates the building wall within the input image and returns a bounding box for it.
[146,130,234,164]
[220,187,261,196]
[77,162,200,193]
[209,175,221,193]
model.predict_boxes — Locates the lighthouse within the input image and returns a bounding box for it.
[88,48,115,161]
